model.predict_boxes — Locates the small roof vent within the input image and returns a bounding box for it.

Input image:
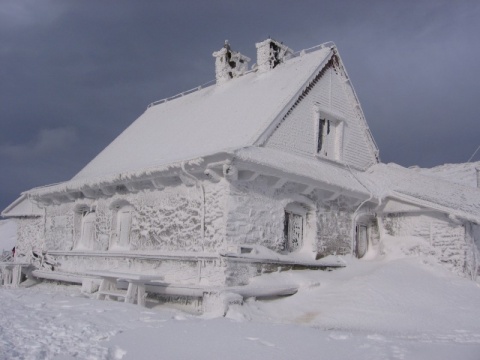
[255,38,293,73]
[212,40,251,84]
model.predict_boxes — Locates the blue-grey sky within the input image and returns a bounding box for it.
[1,0,479,212]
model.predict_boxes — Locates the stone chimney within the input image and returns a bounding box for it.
[476,167,480,188]
[212,40,251,84]
[255,38,293,73]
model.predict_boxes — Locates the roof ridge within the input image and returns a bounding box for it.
[146,42,336,109]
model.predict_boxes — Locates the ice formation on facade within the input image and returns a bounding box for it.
[2,39,479,308]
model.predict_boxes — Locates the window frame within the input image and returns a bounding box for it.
[282,203,308,253]
[314,107,345,162]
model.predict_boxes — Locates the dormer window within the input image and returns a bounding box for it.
[315,108,344,162]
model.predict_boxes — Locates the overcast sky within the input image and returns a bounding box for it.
[1,0,479,211]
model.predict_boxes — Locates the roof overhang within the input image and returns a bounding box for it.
[2,194,43,218]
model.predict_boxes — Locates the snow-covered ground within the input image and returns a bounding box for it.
[1,236,480,360]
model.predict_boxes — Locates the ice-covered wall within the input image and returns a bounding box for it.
[469,224,480,278]
[383,212,474,277]
[15,216,45,256]
[264,60,377,169]
[316,195,355,255]
[22,180,229,284]
[225,179,358,255]
[45,203,75,251]
[226,178,285,251]
[41,181,227,254]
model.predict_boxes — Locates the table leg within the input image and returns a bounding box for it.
[97,278,116,300]
[125,283,138,304]
[137,284,146,307]
[11,265,22,288]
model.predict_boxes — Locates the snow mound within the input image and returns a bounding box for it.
[412,161,480,188]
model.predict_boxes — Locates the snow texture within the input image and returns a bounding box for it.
[365,163,480,223]
[264,56,378,170]
[412,161,480,188]
[72,47,332,181]
[2,242,480,360]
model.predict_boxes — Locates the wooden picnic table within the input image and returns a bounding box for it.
[86,270,164,307]
[0,262,30,288]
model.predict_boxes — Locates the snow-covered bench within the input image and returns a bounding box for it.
[0,262,30,287]
[86,270,164,307]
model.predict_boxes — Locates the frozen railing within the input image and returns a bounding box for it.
[147,79,216,108]
[1,250,13,262]
[147,42,336,109]
[289,41,335,59]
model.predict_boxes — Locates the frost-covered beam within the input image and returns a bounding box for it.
[223,164,238,181]
[81,188,97,198]
[301,185,315,195]
[150,178,166,190]
[204,169,222,183]
[238,170,259,182]
[65,192,79,201]
[267,177,287,189]
[100,186,116,196]
[50,195,62,205]
[179,174,196,187]
[124,182,140,193]
[326,191,341,201]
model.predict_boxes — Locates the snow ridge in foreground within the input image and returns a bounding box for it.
[1,237,480,360]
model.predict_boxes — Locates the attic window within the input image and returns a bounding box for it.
[315,109,344,161]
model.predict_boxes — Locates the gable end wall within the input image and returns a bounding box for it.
[264,60,377,169]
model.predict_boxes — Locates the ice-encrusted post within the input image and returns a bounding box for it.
[255,38,293,73]
[212,40,250,84]
[476,167,480,188]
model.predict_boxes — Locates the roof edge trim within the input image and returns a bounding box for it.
[252,47,335,147]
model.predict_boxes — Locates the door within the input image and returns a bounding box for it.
[356,225,368,258]
[116,206,133,248]
[284,211,303,252]
[80,212,96,249]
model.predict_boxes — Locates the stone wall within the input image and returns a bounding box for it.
[226,177,286,251]
[38,180,227,254]
[316,195,356,255]
[15,216,45,256]
[383,212,473,276]
[226,179,359,256]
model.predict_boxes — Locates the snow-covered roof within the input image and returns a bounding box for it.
[2,194,43,218]
[364,163,480,223]
[234,147,369,198]
[73,45,334,181]
[412,161,480,188]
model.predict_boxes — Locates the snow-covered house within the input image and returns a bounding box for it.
[2,39,480,293]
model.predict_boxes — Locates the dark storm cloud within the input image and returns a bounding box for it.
[1,0,479,211]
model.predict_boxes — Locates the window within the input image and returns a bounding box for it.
[315,109,344,161]
[110,204,133,250]
[355,225,368,258]
[283,203,307,253]
[76,210,96,250]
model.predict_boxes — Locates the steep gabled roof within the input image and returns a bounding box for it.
[73,45,334,181]
[364,163,480,223]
